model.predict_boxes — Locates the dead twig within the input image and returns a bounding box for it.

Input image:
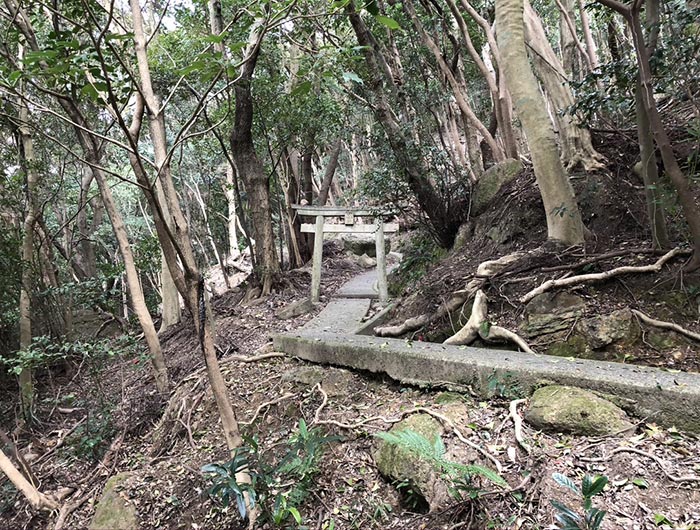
[312,384,328,425]
[520,248,684,303]
[580,446,700,484]
[240,393,296,426]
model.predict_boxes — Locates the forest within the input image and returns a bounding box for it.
[1,0,700,528]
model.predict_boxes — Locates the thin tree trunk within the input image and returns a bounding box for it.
[403,0,504,162]
[0,449,57,512]
[230,18,280,294]
[318,139,342,206]
[497,0,585,245]
[17,64,37,420]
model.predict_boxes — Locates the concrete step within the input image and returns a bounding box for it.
[274,330,700,433]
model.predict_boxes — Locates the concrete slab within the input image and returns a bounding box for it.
[274,331,700,433]
[336,263,398,299]
[302,299,371,334]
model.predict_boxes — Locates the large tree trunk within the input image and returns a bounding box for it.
[523,2,604,171]
[497,0,585,245]
[230,19,280,294]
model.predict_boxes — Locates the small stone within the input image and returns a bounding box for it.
[577,308,637,349]
[525,385,633,436]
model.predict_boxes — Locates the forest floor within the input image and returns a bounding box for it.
[2,132,700,530]
[2,238,700,530]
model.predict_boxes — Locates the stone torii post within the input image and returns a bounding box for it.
[293,205,398,303]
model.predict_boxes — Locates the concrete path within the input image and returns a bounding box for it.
[275,266,700,433]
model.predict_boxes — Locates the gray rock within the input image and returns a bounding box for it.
[577,308,638,349]
[472,159,523,216]
[343,235,390,257]
[374,414,448,510]
[526,385,633,436]
[357,254,377,269]
[276,298,315,320]
[90,473,137,530]
[522,292,586,337]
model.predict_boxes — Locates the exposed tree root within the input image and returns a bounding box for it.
[631,309,700,342]
[444,290,535,354]
[509,399,531,455]
[519,247,684,303]
[375,252,526,338]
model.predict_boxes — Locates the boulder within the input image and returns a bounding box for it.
[343,235,390,257]
[526,385,633,436]
[522,292,586,337]
[471,158,523,216]
[276,298,315,320]
[90,473,137,530]
[577,308,638,349]
[374,414,447,510]
[357,254,377,269]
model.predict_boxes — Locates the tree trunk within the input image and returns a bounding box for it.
[523,2,604,171]
[17,66,37,421]
[230,18,280,294]
[497,0,585,245]
[403,0,505,162]
[347,3,459,247]
[128,0,247,458]
[0,448,57,512]
[318,139,342,206]
[559,0,582,79]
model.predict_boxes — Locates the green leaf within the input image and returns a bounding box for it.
[375,15,401,30]
[632,478,648,489]
[291,80,312,97]
[553,473,581,495]
[363,0,379,15]
[582,475,607,497]
[654,514,671,525]
[288,506,302,524]
[479,320,492,337]
[342,71,363,84]
[80,84,100,101]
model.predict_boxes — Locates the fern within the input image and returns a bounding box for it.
[375,429,507,491]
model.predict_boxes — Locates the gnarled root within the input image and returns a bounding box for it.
[444,290,535,354]
[375,252,528,338]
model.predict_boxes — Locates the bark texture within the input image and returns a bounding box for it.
[497,0,585,245]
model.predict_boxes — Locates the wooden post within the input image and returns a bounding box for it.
[311,215,324,303]
[375,217,388,302]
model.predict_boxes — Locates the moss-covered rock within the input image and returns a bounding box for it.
[374,414,447,509]
[90,473,137,530]
[525,385,633,436]
[545,335,590,358]
[472,159,523,216]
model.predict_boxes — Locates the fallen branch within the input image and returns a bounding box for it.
[0,448,57,512]
[631,309,700,342]
[509,399,531,455]
[227,352,287,363]
[520,248,684,304]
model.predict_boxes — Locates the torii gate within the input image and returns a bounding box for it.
[293,205,398,303]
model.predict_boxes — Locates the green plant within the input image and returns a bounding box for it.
[202,419,340,527]
[551,473,608,530]
[486,372,524,400]
[374,429,507,502]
